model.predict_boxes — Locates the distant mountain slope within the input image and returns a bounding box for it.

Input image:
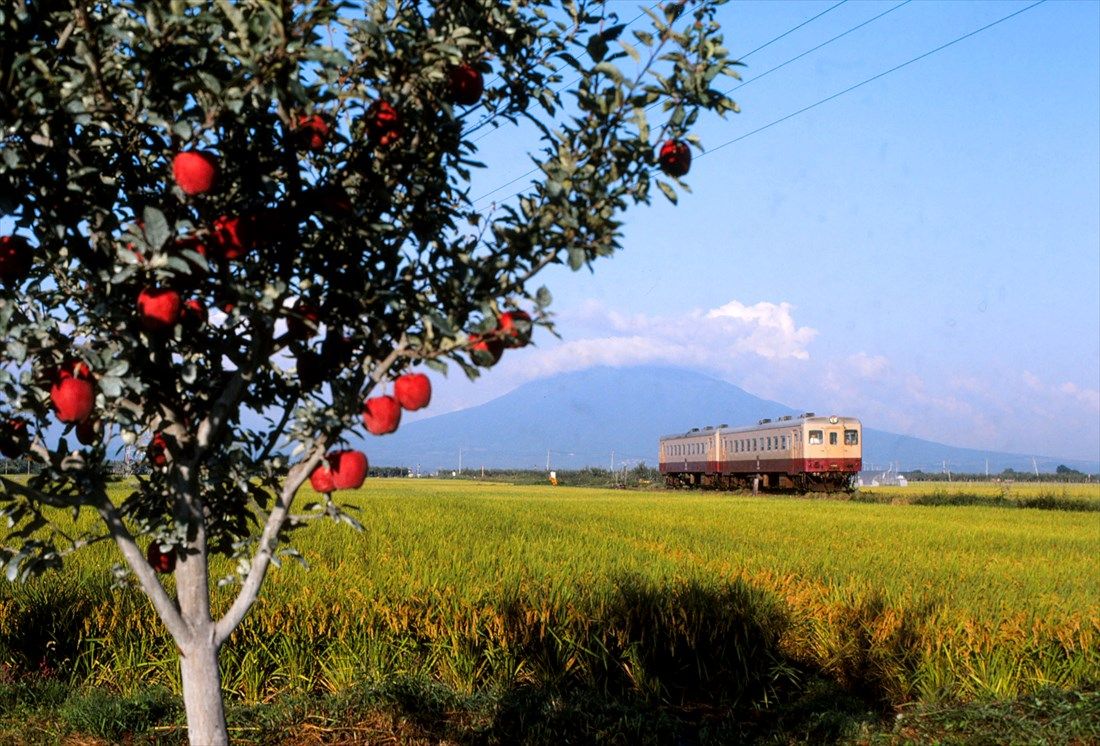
[358,366,1099,474]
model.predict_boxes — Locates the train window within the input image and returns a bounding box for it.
[808,430,823,445]
[781,435,787,449]
[845,430,859,445]
[829,432,838,445]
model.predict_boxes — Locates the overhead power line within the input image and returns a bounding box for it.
[700,0,1047,162]
[475,0,1046,208]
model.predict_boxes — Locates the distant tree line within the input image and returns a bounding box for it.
[904,466,1093,483]
[440,463,661,488]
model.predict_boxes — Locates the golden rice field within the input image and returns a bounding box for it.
[1,478,1097,714]
[863,478,1100,501]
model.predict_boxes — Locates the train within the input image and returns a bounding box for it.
[658,413,862,492]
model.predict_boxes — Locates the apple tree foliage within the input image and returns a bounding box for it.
[0,0,738,741]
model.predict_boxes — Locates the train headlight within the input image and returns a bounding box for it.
[829,416,839,424]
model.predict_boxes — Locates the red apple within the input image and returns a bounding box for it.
[294,114,330,151]
[181,298,208,328]
[498,310,532,348]
[209,215,253,261]
[310,461,336,493]
[50,362,95,424]
[146,543,176,573]
[448,64,484,106]
[137,287,182,332]
[0,417,30,458]
[147,432,169,467]
[366,100,402,146]
[0,235,33,285]
[172,151,218,195]
[75,418,100,446]
[213,215,257,261]
[328,449,368,490]
[469,334,503,366]
[286,301,322,341]
[394,373,431,411]
[362,395,401,435]
[657,139,691,177]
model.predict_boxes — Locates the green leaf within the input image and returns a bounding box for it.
[586,34,609,63]
[618,40,640,63]
[142,207,170,250]
[657,180,678,204]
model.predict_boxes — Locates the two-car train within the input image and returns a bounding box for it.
[659,413,862,492]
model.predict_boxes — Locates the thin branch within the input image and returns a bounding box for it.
[95,493,192,647]
[213,439,323,646]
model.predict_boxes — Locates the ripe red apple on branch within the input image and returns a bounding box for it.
[137,287,183,333]
[49,361,95,424]
[147,433,169,468]
[0,417,30,458]
[394,373,431,411]
[209,215,252,261]
[181,299,208,329]
[469,333,504,367]
[0,235,33,285]
[657,139,692,177]
[293,114,330,152]
[362,395,402,435]
[366,100,402,146]
[498,310,532,348]
[309,450,369,492]
[172,151,218,195]
[146,543,177,574]
[448,64,485,106]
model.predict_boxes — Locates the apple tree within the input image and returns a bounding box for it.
[0,1,739,743]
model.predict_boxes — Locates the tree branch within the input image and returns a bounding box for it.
[213,439,323,646]
[95,493,192,647]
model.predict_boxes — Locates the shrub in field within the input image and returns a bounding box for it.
[0,2,740,742]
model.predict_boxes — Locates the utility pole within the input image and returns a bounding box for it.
[1032,457,1039,477]
[458,448,463,473]
[610,450,614,471]
[546,448,551,471]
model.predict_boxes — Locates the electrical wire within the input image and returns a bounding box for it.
[475,0,1047,208]
[699,0,1046,163]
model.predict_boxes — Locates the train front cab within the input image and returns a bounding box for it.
[798,416,862,491]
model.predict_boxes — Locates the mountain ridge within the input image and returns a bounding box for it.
[356,366,1099,474]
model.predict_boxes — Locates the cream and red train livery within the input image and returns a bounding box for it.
[659,414,862,492]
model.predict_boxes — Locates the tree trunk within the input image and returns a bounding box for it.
[180,639,229,746]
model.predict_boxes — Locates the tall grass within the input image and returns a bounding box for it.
[1,479,1096,715]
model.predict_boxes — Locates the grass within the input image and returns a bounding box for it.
[0,478,1097,742]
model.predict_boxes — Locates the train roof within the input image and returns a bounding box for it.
[660,414,862,440]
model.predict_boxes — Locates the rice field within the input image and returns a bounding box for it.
[1,478,1097,718]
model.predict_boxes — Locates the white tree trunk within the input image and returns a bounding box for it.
[179,639,229,746]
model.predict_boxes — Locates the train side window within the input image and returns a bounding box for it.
[845,429,859,445]
[781,435,787,449]
[829,431,838,445]
[808,430,823,445]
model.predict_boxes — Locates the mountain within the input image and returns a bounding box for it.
[358,366,1100,475]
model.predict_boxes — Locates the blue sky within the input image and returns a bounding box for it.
[420,0,1100,463]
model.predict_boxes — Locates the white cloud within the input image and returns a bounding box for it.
[537,298,818,375]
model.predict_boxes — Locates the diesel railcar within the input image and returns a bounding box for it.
[659,413,862,492]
